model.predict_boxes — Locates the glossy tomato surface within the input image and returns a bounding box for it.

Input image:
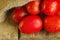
[44,16,60,33]
[12,7,27,24]
[41,0,59,16]
[26,1,40,15]
[19,16,42,34]
[57,1,60,16]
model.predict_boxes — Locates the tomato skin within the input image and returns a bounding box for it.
[41,0,59,16]
[57,10,60,16]
[44,16,60,33]
[12,7,27,24]
[19,16,42,34]
[26,1,40,15]
[57,1,60,16]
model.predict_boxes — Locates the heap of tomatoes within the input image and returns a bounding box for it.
[12,0,60,34]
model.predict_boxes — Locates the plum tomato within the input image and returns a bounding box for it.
[12,7,27,24]
[19,16,42,34]
[44,16,60,33]
[41,0,59,16]
[26,1,40,15]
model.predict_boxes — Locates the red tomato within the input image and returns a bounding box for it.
[57,1,60,16]
[26,1,40,15]
[57,10,60,16]
[12,7,27,24]
[41,0,59,16]
[19,16,42,34]
[44,16,60,33]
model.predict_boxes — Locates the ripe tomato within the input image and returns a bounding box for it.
[41,0,59,16]
[26,1,40,15]
[44,16,60,33]
[12,7,27,24]
[57,10,60,16]
[57,1,60,16]
[19,16,42,34]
